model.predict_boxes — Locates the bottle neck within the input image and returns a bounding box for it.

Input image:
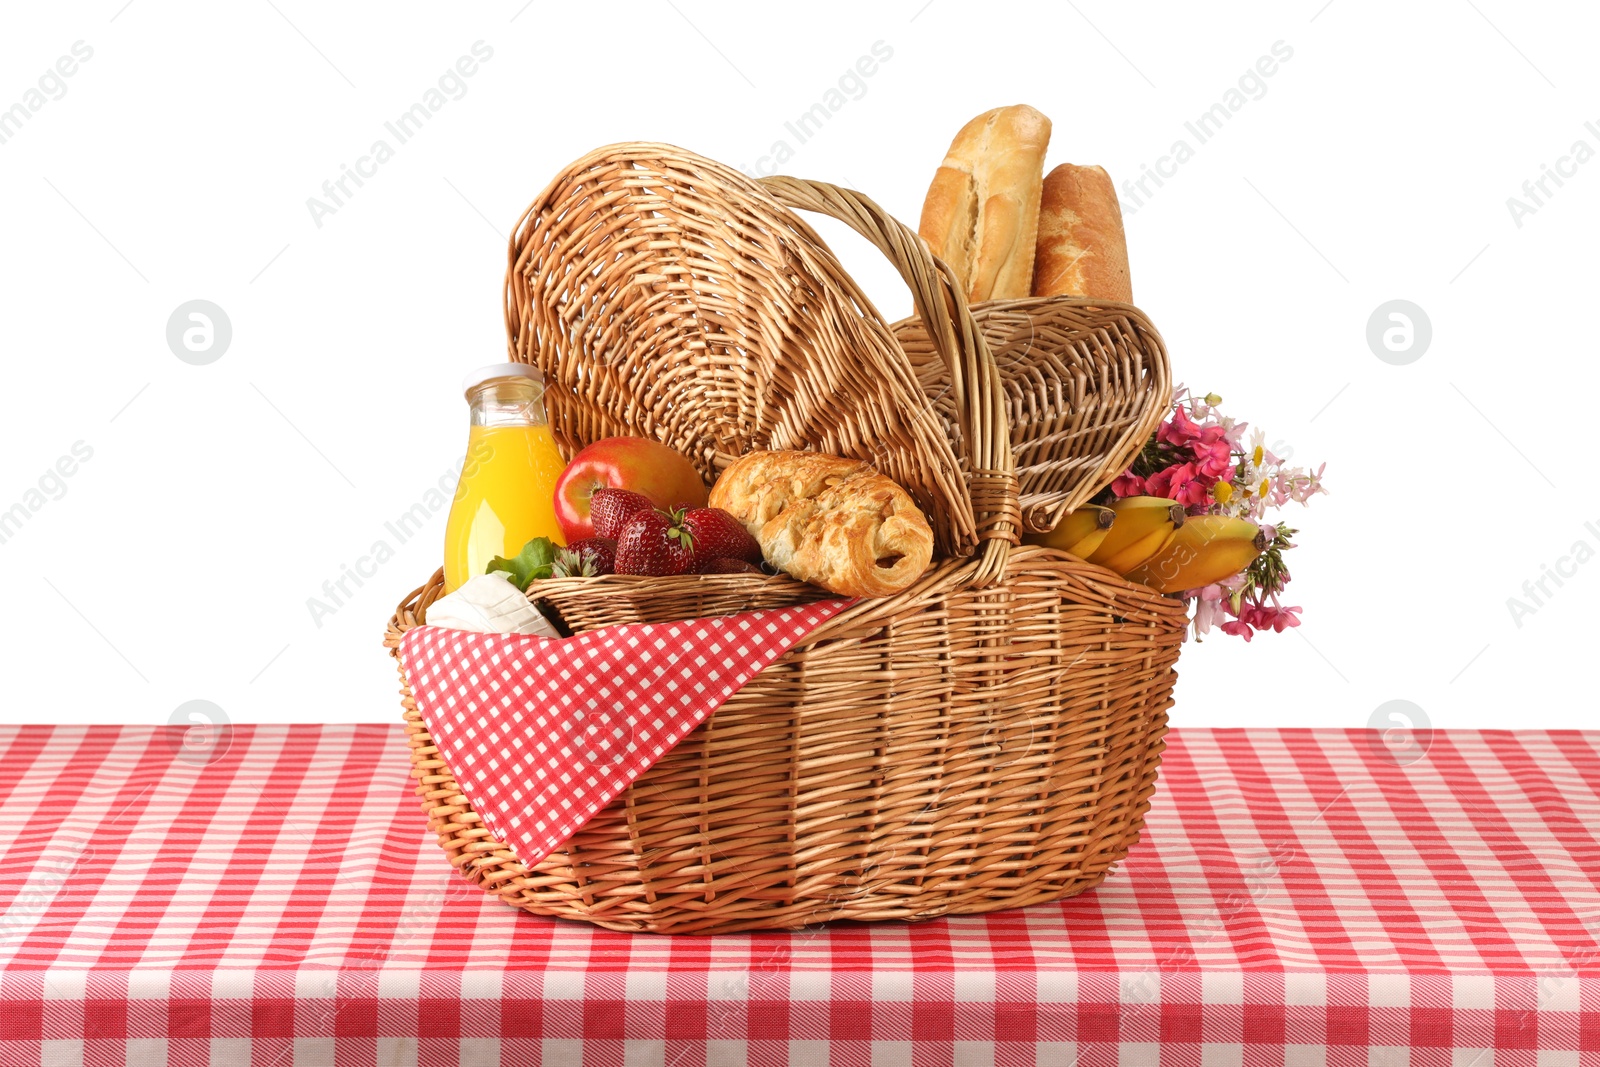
[468,378,547,427]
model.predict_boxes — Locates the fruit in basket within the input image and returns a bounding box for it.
[614,509,696,577]
[1084,496,1185,575]
[1064,521,1114,559]
[552,437,710,542]
[1123,516,1265,593]
[1097,526,1179,576]
[1026,504,1115,558]
[588,488,655,541]
[680,507,763,565]
[552,537,616,577]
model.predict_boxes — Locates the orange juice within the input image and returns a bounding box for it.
[443,365,567,592]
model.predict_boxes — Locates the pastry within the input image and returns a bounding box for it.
[708,451,934,598]
[917,105,1051,303]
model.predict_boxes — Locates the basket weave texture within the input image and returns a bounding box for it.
[387,144,1186,934]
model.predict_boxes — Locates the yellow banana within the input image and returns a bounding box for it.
[1098,525,1179,575]
[1025,505,1114,557]
[1123,516,1265,592]
[1084,497,1185,572]
[1064,523,1114,559]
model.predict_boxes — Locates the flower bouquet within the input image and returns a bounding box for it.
[1108,386,1327,639]
[1033,386,1327,641]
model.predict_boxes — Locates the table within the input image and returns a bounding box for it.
[1,725,1596,1066]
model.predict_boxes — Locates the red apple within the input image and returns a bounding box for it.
[552,436,709,542]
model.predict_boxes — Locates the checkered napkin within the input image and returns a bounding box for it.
[396,598,852,870]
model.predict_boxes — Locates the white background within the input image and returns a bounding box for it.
[1,0,1594,733]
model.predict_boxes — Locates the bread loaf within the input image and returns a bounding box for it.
[1031,163,1132,303]
[917,105,1051,303]
[708,451,934,598]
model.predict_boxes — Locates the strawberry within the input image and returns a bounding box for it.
[680,507,762,565]
[614,509,695,576]
[553,537,615,577]
[589,488,655,541]
[696,557,762,575]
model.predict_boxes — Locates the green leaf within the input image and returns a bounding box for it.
[485,537,558,591]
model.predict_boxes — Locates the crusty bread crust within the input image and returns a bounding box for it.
[1031,163,1132,303]
[917,105,1051,303]
[709,451,934,598]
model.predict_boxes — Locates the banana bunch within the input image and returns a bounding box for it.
[1027,504,1115,557]
[1124,516,1266,592]
[1082,497,1187,573]
[1026,497,1266,593]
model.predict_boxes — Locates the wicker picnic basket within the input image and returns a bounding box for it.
[386,144,1187,935]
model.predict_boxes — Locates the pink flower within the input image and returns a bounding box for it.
[1111,472,1147,498]
[1285,463,1328,505]
[1146,463,1215,509]
[1193,437,1234,479]
[1143,463,1185,498]
[1192,586,1226,636]
[1255,604,1302,632]
[1158,405,1203,448]
[1219,619,1254,641]
[1182,481,1215,509]
[1230,602,1303,635]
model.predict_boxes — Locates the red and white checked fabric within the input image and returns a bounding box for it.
[396,600,851,870]
[1,725,1597,1067]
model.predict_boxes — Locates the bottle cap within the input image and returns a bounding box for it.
[462,362,542,397]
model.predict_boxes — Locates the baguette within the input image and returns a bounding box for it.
[917,105,1051,303]
[1031,163,1132,303]
[708,451,933,598]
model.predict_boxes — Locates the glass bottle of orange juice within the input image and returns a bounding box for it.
[442,364,567,592]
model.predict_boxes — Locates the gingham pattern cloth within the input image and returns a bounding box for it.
[0,726,1595,1066]
[396,599,852,871]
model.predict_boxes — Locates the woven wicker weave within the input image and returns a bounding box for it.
[895,298,1171,534]
[387,144,1187,934]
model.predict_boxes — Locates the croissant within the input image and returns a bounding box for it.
[708,451,935,598]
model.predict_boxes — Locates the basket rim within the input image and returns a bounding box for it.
[385,547,1188,649]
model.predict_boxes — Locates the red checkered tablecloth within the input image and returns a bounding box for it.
[1,725,1596,1066]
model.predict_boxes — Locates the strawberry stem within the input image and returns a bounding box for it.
[663,508,695,552]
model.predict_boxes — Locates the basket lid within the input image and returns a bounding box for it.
[503,142,981,559]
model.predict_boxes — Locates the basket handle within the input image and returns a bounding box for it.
[759,176,1018,587]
